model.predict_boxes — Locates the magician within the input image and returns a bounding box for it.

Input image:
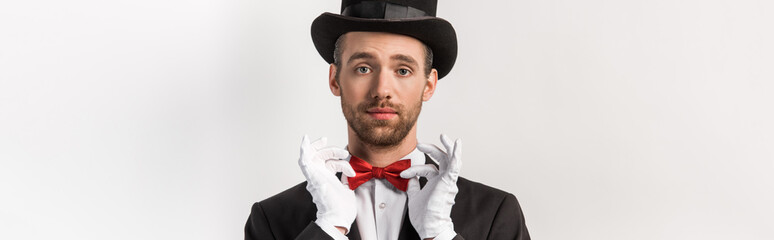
[245,0,530,239]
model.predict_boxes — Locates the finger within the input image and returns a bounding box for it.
[400,165,439,179]
[341,174,350,187]
[304,159,343,182]
[310,137,327,151]
[315,148,350,161]
[440,134,454,153]
[449,138,462,175]
[301,134,310,150]
[299,135,311,167]
[326,159,356,177]
[417,143,446,163]
[405,178,421,195]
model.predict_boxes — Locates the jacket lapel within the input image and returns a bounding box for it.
[348,221,361,240]
[420,153,438,189]
[397,208,420,240]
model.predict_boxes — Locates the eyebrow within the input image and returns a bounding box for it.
[347,52,375,65]
[391,54,418,67]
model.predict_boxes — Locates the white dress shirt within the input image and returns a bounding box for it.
[341,148,426,240]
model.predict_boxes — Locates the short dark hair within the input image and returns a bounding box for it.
[332,34,434,80]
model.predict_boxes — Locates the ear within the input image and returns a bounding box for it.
[422,68,438,101]
[329,64,341,96]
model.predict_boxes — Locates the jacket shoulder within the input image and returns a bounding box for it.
[456,177,513,200]
[246,182,318,240]
[256,181,313,210]
[453,177,530,239]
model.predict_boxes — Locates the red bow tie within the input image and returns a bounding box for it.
[348,156,411,191]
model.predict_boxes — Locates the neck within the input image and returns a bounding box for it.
[347,126,417,168]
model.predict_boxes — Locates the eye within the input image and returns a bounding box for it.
[397,68,411,76]
[357,67,371,74]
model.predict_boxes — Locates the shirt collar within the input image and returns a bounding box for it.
[404,147,426,167]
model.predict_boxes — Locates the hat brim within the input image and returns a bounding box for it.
[311,12,457,79]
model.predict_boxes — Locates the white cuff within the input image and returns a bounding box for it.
[315,219,349,240]
[432,228,458,240]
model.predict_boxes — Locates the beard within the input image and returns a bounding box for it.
[341,95,422,147]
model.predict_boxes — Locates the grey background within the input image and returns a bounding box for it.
[1,0,772,239]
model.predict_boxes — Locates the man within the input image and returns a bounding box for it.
[245,1,529,239]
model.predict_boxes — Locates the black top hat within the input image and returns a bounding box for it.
[311,0,458,79]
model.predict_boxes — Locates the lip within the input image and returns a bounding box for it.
[367,107,397,113]
[366,107,398,120]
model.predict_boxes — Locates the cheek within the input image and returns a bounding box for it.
[339,84,370,105]
[396,81,426,98]
[341,85,366,99]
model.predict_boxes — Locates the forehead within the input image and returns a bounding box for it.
[340,31,425,61]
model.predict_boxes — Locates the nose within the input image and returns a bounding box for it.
[369,68,392,100]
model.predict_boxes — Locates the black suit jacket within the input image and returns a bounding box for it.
[245,155,530,240]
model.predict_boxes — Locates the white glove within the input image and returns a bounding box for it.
[298,135,357,237]
[400,134,461,239]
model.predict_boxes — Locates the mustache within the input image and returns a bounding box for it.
[357,99,401,112]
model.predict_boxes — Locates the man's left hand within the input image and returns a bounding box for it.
[400,134,461,240]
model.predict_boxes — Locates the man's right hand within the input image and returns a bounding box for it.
[298,135,356,238]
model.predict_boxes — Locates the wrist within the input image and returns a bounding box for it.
[432,227,457,240]
[418,222,455,240]
[314,219,349,240]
